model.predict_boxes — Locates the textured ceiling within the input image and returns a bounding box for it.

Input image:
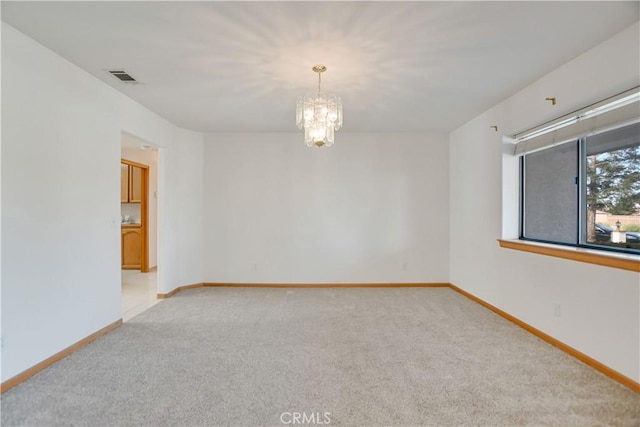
[2,1,638,133]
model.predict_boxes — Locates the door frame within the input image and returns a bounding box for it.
[121,158,150,272]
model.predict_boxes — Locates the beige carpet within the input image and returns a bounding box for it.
[1,287,638,426]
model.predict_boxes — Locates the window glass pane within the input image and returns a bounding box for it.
[584,123,640,252]
[523,142,578,244]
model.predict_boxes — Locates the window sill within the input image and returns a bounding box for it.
[498,239,640,272]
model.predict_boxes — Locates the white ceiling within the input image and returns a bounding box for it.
[2,1,638,133]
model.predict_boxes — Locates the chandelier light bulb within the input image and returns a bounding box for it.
[296,65,342,148]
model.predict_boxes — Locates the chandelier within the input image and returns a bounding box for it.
[296,65,343,147]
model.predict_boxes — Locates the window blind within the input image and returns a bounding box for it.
[513,87,640,156]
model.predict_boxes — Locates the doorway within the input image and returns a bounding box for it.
[121,132,160,322]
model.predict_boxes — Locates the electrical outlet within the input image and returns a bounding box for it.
[1,336,6,350]
[553,302,561,318]
[402,262,407,271]
[253,263,258,271]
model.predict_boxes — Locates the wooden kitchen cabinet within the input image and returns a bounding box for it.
[129,165,142,203]
[121,225,142,269]
[121,162,143,203]
[120,163,130,203]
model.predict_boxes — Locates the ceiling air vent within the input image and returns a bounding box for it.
[108,70,137,83]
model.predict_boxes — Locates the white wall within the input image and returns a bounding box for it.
[163,129,204,290]
[203,132,449,284]
[449,22,640,382]
[0,23,204,382]
[122,145,159,268]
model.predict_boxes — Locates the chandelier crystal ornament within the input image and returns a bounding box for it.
[296,65,343,147]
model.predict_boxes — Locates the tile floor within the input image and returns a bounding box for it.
[121,269,161,322]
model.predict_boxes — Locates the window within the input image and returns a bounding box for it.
[521,122,640,254]
[584,124,640,251]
